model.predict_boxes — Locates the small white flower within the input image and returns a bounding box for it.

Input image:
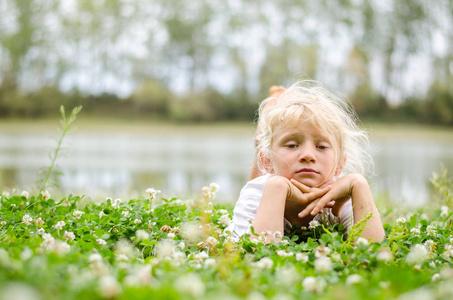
[205,236,218,248]
[2,191,10,198]
[21,190,29,199]
[136,230,150,241]
[96,239,107,247]
[377,249,393,262]
[219,209,228,215]
[296,252,309,262]
[424,239,435,249]
[37,228,45,235]
[167,232,176,239]
[0,221,6,226]
[308,220,320,229]
[178,241,185,250]
[41,190,50,201]
[410,227,421,235]
[426,225,436,235]
[194,251,209,261]
[116,253,129,262]
[35,217,44,226]
[134,219,142,225]
[273,231,283,240]
[204,258,216,267]
[122,210,130,217]
[315,245,331,258]
[174,273,205,298]
[89,253,103,263]
[255,257,273,269]
[396,217,406,225]
[302,276,326,293]
[314,257,332,273]
[73,210,84,220]
[346,274,362,285]
[432,273,441,282]
[146,188,161,201]
[52,240,70,255]
[356,237,369,248]
[63,231,76,241]
[209,183,220,192]
[406,244,429,265]
[219,214,232,227]
[99,211,106,218]
[99,275,121,298]
[52,221,66,230]
[441,206,449,218]
[22,215,33,225]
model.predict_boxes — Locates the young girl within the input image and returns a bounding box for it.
[228,81,385,243]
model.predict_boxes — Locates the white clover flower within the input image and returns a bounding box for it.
[156,240,175,258]
[182,222,202,244]
[35,217,44,226]
[346,274,362,285]
[99,275,121,299]
[146,188,161,201]
[273,231,283,240]
[450,236,453,244]
[99,211,106,218]
[63,231,76,241]
[0,221,6,226]
[174,273,205,298]
[441,206,449,218]
[37,228,45,235]
[406,244,429,265]
[205,236,218,248]
[122,210,130,217]
[10,204,16,208]
[356,237,369,248]
[315,245,331,258]
[308,220,320,229]
[302,276,326,293]
[115,253,129,262]
[426,225,436,235]
[2,191,10,198]
[96,238,107,247]
[377,249,393,262]
[21,190,29,199]
[314,257,333,273]
[219,214,231,227]
[194,251,209,261]
[167,232,176,239]
[52,240,70,256]
[22,215,33,226]
[396,217,406,225]
[53,221,66,230]
[136,230,150,241]
[209,183,220,192]
[255,257,273,269]
[410,227,421,235]
[178,242,185,250]
[73,210,84,220]
[134,219,142,225]
[41,190,50,201]
[296,253,309,262]
[432,273,441,282]
[443,244,453,258]
[89,253,103,263]
[204,258,217,268]
[112,198,122,209]
[424,239,435,250]
[219,209,228,215]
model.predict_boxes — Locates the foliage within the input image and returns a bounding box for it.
[36,106,82,193]
[0,173,453,299]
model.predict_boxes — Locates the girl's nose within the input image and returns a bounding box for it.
[299,144,316,162]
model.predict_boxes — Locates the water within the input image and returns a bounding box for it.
[1,128,452,206]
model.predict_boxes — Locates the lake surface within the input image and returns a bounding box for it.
[1,125,452,207]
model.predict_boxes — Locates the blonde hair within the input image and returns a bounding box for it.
[256,81,374,180]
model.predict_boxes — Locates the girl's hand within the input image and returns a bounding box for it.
[286,178,332,207]
[297,174,360,218]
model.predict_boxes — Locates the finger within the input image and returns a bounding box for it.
[304,185,331,203]
[290,179,312,193]
[310,194,334,216]
[298,200,320,218]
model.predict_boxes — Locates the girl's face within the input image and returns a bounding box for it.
[267,122,342,188]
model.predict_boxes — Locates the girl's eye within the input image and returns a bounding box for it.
[317,144,329,150]
[286,143,298,149]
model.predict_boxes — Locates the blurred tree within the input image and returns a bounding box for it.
[130,79,171,117]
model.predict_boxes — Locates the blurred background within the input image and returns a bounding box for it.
[0,0,452,205]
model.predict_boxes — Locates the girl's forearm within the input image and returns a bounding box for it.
[252,176,288,242]
[351,176,385,242]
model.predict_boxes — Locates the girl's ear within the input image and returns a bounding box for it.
[335,155,347,176]
[260,152,274,173]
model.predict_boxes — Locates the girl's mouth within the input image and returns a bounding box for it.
[296,168,319,175]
